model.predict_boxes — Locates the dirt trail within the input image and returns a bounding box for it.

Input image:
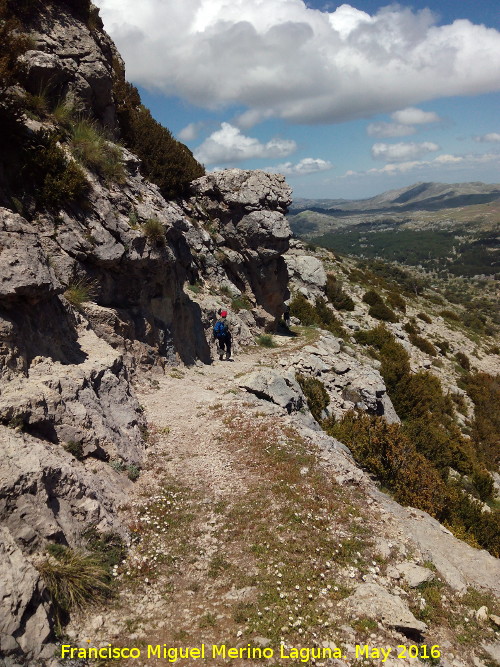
[136,344,280,497]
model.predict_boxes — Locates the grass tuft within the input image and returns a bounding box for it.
[256,334,277,348]
[70,119,125,183]
[38,548,111,631]
[64,279,97,309]
[142,217,165,246]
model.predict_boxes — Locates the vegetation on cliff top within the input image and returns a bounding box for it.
[0,0,204,214]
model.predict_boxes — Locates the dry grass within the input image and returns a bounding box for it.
[38,548,110,631]
[95,406,500,667]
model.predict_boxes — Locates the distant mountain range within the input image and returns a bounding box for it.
[288,182,500,277]
[290,181,500,216]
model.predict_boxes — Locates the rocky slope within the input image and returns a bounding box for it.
[0,2,499,666]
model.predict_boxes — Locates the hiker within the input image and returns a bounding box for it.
[213,309,232,360]
[283,300,291,327]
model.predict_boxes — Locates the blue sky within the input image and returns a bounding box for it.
[96,0,500,199]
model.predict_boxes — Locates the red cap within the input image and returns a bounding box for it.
[220,310,227,317]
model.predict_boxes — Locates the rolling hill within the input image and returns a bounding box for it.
[288,181,500,277]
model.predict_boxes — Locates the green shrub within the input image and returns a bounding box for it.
[325,412,446,516]
[64,440,84,460]
[403,320,419,335]
[127,464,141,481]
[462,310,488,334]
[24,90,49,117]
[402,417,474,476]
[362,289,383,306]
[463,373,500,467]
[455,352,471,371]
[256,334,276,348]
[435,340,450,355]
[9,130,89,211]
[82,526,127,573]
[446,491,500,557]
[37,547,110,630]
[51,99,75,127]
[113,77,204,200]
[296,374,329,422]
[387,292,406,312]
[408,333,437,356]
[142,218,165,246]
[417,312,432,324]
[354,323,394,350]
[440,309,460,321]
[393,371,452,421]
[314,297,347,337]
[368,301,398,322]
[325,274,355,311]
[0,1,32,90]
[289,293,318,326]
[231,295,252,312]
[471,469,494,502]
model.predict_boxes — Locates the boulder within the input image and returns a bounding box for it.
[285,254,327,290]
[387,562,434,587]
[239,369,305,413]
[344,583,427,633]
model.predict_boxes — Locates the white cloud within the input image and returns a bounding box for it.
[178,122,205,141]
[391,107,441,125]
[96,0,500,124]
[475,132,500,142]
[367,122,416,138]
[348,151,500,176]
[371,141,440,162]
[193,122,296,164]
[266,158,333,175]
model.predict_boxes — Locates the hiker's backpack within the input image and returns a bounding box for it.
[213,320,227,339]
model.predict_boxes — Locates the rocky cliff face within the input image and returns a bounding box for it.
[0,3,294,662]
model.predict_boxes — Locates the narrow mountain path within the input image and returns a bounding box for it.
[72,335,500,667]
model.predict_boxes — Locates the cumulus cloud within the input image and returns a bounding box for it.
[391,107,441,125]
[371,141,440,162]
[367,106,441,137]
[266,158,333,176]
[475,132,500,142]
[367,122,416,138]
[178,122,205,141]
[193,122,296,164]
[96,0,500,124]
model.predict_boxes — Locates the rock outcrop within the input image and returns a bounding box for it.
[0,4,294,659]
[1,2,499,665]
[19,2,121,129]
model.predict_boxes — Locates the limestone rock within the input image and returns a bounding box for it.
[0,210,60,302]
[344,583,427,633]
[22,2,121,127]
[285,254,327,290]
[0,427,130,552]
[0,327,145,464]
[481,642,500,664]
[0,528,52,661]
[388,562,435,587]
[475,606,489,623]
[239,369,305,413]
